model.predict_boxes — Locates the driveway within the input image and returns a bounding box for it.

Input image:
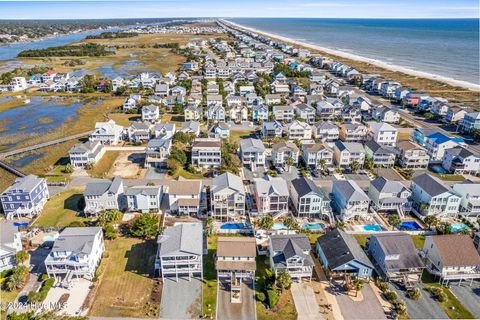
[43,278,92,316]
[160,277,202,319]
[16,246,50,304]
[450,281,480,317]
[291,282,323,320]
[390,283,447,319]
[332,282,386,320]
[145,167,165,179]
[217,279,256,320]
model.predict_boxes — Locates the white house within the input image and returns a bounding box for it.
[239,138,266,168]
[367,122,398,147]
[125,185,162,213]
[141,105,160,123]
[442,147,480,176]
[333,141,365,168]
[90,120,124,145]
[210,173,245,221]
[84,177,125,215]
[332,180,371,221]
[145,138,172,168]
[191,138,222,168]
[411,173,461,217]
[287,120,312,140]
[368,177,412,216]
[269,234,313,280]
[272,141,299,169]
[273,105,295,122]
[289,177,333,222]
[44,227,105,281]
[167,181,202,216]
[452,183,480,217]
[69,141,106,168]
[0,222,22,272]
[301,142,334,171]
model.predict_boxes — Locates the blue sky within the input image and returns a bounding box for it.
[0,0,478,19]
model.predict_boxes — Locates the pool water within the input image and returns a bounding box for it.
[220,223,245,230]
[451,223,468,232]
[400,221,422,231]
[431,165,448,174]
[272,223,287,230]
[303,223,325,231]
[361,224,383,232]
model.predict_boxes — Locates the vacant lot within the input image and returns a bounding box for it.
[88,151,119,178]
[34,187,88,227]
[89,237,158,318]
[108,152,145,179]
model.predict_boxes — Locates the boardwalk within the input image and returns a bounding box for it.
[0,160,26,177]
[0,131,92,159]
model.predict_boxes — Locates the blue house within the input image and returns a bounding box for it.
[252,104,268,122]
[316,229,374,279]
[1,175,49,219]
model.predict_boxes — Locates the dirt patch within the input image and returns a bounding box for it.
[109,152,145,178]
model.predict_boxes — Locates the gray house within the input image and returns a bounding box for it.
[368,177,412,216]
[289,177,333,222]
[269,234,314,281]
[368,232,424,284]
[84,177,125,215]
[316,229,374,279]
[0,222,22,272]
[239,138,266,169]
[125,186,162,213]
[332,180,370,221]
[155,222,203,281]
[210,173,245,221]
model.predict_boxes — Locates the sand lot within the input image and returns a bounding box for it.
[109,152,145,178]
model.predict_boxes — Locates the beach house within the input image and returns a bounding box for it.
[332,180,370,221]
[269,234,313,281]
[1,175,49,219]
[210,173,245,221]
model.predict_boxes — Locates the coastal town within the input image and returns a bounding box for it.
[0,19,479,320]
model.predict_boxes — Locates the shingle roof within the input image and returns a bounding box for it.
[317,229,373,270]
[216,237,256,257]
[431,235,480,267]
[291,177,321,198]
[371,177,408,194]
[270,234,313,267]
[412,173,450,196]
[272,141,299,152]
[240,138,265,153]
[168,180,202,195]
[333,180,369,202]
[211,172,245,195]
[157,223,203,256]
[51,227,102,255]
[254,176,289,197]
[84,177,123,197]
[3,175,43,194]
[372,232,424,270]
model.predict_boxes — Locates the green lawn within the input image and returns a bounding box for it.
[229,130,256,144]
[255,256,297,320]
[203,235,218,319]
[422,272,474,319]
[34,188,88,227]
[88,151,119,178]
[412,235,426,249]
[172,167,204,180]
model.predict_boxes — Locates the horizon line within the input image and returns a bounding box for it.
[0,16,478,20]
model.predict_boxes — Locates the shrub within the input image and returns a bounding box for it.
[15,250,29,264]
[375,278,389,292]
[28,278,54,302]
[394,300,408,317]
[267,289,279,308]
[68,221,86,227]
[428,286,448,302]
[406,287,421,300]
[256,291,266,302]
[383,290,398,302]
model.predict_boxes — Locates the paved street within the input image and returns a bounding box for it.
[291,282,323,320]
[217,279,256,320]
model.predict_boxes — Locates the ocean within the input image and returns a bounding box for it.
[230,18,480,85]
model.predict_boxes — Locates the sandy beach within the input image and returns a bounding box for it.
[224,20,480,91]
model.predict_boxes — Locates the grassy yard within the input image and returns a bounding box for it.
[161,113,185,126]
[203,234,218,319]
[432,173,466,182]
[109,113,141,127]
[34,188,88,227]
[411,235,426,249]
[229,130,257,144]
[170,167,204,180]
[422,272,474,319]
[88,151,120,178]
[255,255,297,320]
[89,237,158,318]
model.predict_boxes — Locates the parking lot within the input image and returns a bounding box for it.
[217,279,256,320]
[160,277,202,319]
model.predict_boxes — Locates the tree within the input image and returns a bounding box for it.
[276,270,292,292]
[104,224,117,240]
[6,266,28,291]
[351,160,361,173]
[471,128,480,142]
[436,222,452,235]
[206,217,215,235]
[388,214,402,230]
[96,209,122,228]
[318,159,327,174]
[402,168,414,180]
[406,287,421,300]
[285,157,295,172]
[267,289,279,308]
[129,213,159,239]
[259,214,274,230]
[15,250,29,265]
[364,158,374,170]
[284,216,298,230]
[169,147,187,165]
[352,277,364,297]
[419,202,429,214]
[167,158,181,175]
[63,163,74,174]
[424,215,439,229]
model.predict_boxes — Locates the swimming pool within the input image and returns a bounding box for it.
[360,224,383,232]
[220,223,245,230]
[303,223,325,231]
[13,222,29,227]
[451,223,468,232]
[400,221,422,231]
[431,165,448,174]
[272,223,287,230]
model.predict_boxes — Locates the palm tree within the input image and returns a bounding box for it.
[352,277,364,297]
[388,214,402,230]
[318,159,327,174]
[351,160,361,174]
[424,215,439,229]
[285,156,295,172]
[206,217,215,235]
